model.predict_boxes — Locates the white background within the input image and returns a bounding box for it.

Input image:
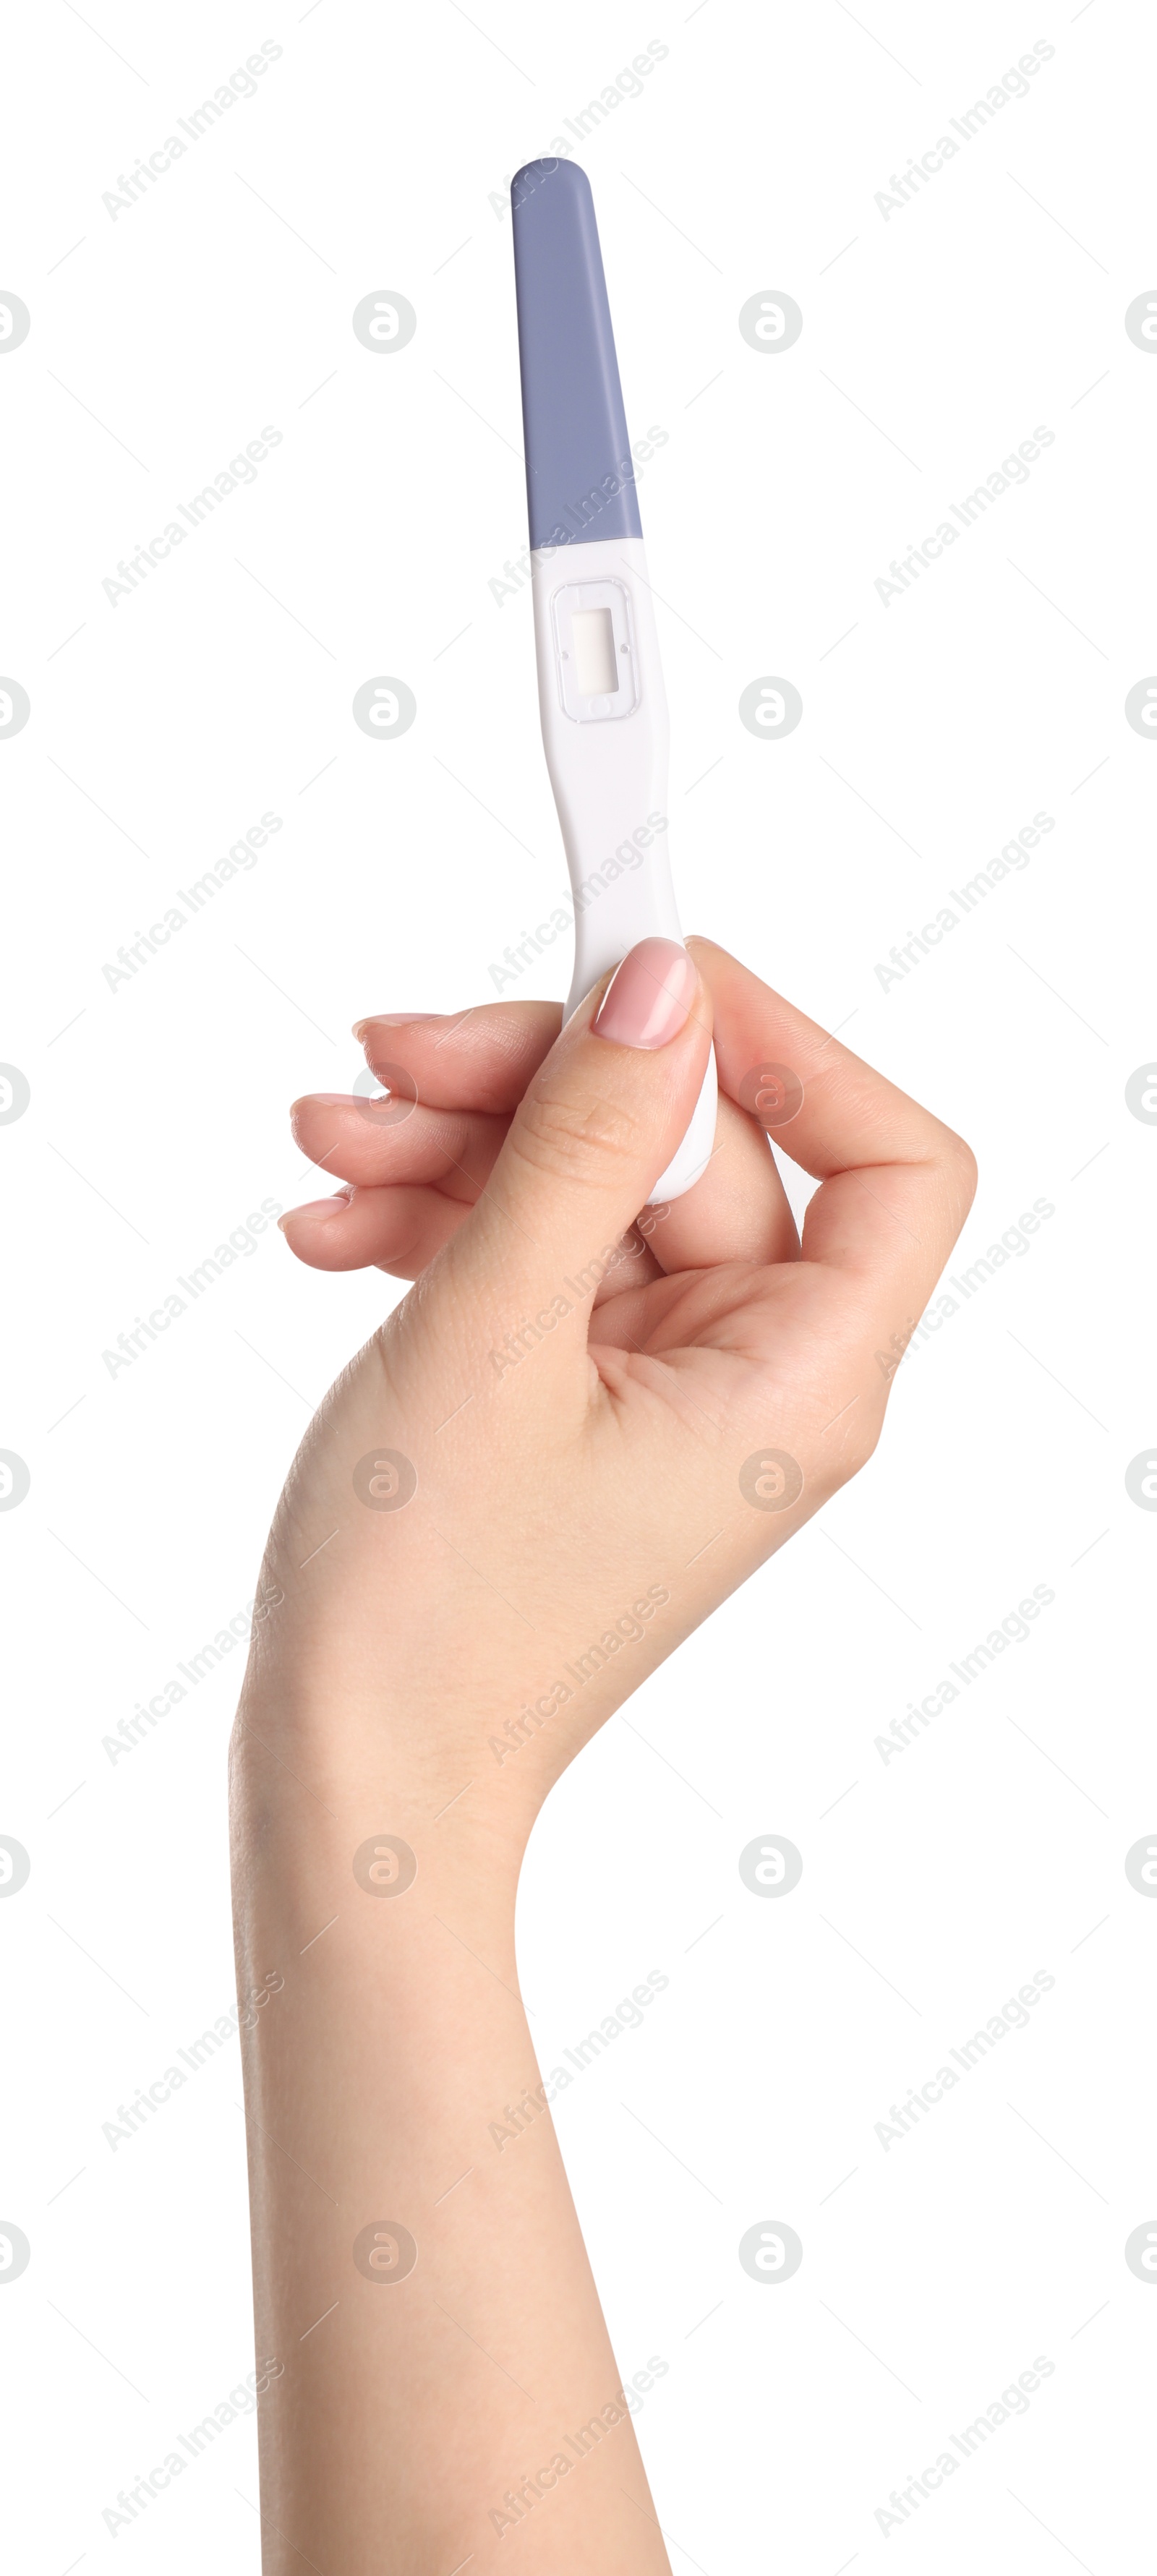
[2,1,1154,2567]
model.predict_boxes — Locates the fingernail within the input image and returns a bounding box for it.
[593,938,697,1050]
[353,1014,440,1037]
[277,1196,349,1231]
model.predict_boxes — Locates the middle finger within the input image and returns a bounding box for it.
[290,1093,508,1197]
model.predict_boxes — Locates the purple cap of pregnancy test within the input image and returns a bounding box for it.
[511,159,644,552]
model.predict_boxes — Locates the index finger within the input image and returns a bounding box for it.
[690,936,977,1303]
[356,999,562,1114]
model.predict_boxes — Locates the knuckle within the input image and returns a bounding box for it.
[845,1411,884,1478]
[942,1126,978,1211]
[510,1082,645,1186]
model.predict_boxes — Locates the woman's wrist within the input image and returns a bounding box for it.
[230,1681,674,2574]
[233,1553,689,1875]
[231,1673,544,1925]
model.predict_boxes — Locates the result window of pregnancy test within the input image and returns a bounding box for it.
[571,607,619,696]
[551,578,639,719]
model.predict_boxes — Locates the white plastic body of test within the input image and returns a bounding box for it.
[530,534,717,1204]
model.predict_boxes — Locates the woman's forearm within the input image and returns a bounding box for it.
[230,1695,673,2573]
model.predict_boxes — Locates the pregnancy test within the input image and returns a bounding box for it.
[511,158,717,1202]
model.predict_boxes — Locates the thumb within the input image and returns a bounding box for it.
[451,937,712,1332]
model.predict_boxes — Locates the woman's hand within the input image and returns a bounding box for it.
[253,934,974,1810]
[231,936,975,2575]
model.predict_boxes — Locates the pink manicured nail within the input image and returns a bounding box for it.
[277,1197,349,1230]
[353,1014,440,1037]
[592,938,697,1050]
